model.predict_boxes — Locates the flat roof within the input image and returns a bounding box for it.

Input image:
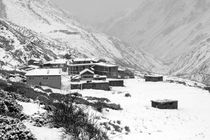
[144,74,163,77]
[44,59,67,65]
[73,58,98,62]
[25,68,62,76]
[94,62,118,67]
[29,58,41,62]
[68,63,94,66]
[151,99,178,103]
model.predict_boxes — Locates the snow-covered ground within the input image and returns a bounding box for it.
[18,78,210,140]
[24,122,68,140]
[78,78,210,140]
[17,101,70,140]
[17,101,46,116]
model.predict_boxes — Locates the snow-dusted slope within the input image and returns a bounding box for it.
[169,39,210,85]
[100,0,210,61]
[96,0,210,84]
[0,19,58,69]
[0,0,165,72]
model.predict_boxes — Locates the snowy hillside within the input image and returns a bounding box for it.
[0,19,57,69]
[99,0,210,60]
[169,40,210,85]
[96,0,210,84]
[29,78,209,140]
[0,0,165,72]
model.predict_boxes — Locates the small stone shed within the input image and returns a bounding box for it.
[109,80,124,86]
[151,99,178,109]
[144,75,163,82]
[71,81,110,91]
[25,68,62,89]
[204,86,210,92]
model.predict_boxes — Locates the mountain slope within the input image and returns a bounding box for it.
[96,0,210,84]
[169,39,210,85]
[100,0,210,61]
[0,0,165,72]
[0,19,57,69]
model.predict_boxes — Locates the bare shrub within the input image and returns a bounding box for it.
[51,97,109,140]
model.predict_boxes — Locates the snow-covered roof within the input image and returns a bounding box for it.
[144,74,163,77]
[25,68,62,76]
[118,67,126,71]
[151,99,178,103]
[79,69,94,75]
[94,75,107,78]
[29,58,41,62]
[73,58,97,62]
[68,63,94,66]
[95,62,118,67]
[44,59,67,65]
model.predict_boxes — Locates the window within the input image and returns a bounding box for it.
[29,77,34,80]
[43,77,48,80]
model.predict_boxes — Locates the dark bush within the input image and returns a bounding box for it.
[51,100,108,140]
[43,88,53,93]
[92,101,122,112]
[10,82,48,102]
[86,96,110,102]
[124,126,130,133]
[49,93,65,102]
[0,69,25,77]
[67,92,82,97]
[0,97,23,118]
[36,95,50,105]
[0,81,49,105]
[0,79,8,89]
[125,93,131,97]
[108,121,122,132]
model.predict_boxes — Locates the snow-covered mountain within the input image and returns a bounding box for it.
[169,39,210,85]
[0,0,165,72]
[99,0,210,60]
[97,0,210,84]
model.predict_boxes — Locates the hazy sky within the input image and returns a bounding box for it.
[52,0,141,24]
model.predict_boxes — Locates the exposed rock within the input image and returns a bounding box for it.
[0,115,36,140]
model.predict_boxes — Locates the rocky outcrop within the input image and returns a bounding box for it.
[0,115,36,140]
[0,94,23,117]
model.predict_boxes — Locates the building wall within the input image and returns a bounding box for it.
[151,101,178,109]
[144,76,163,82]
[43,64,67,72]
[26,75,61,89]
[68,65,92,74]
[118,70,135,79]
[71,82,110,91]
[109,80,124,86]
[81,73,94,81]
[94,65,118,78]
[73,61,91,64]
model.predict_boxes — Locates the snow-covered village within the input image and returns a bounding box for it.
[1,0,210,140]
